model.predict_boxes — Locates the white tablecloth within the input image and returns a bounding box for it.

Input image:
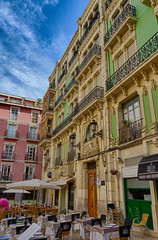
[90,225,119,240]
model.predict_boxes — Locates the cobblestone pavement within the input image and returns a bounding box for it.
[67,230,158,239]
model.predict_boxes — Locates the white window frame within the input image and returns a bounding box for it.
[10,107,19,120]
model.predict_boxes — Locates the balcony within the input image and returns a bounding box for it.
[68,49,78,68]
[58,69,67,84]
[104,4,137,48]
[0,174,12,181]
[119,119,143,145]
[76,44,101,80]
[64,77,78,98]
[25,154,38,162]
[55,156,61,166]
[26,133,40,141]
[4,130,19,138]
[67,150,76,163]
[55,94,65,108]
[78,11,100,48]
[106,32,158,91]
[53,86,104,136]
[1,151,15,161]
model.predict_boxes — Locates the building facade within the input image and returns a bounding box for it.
[0,93,43,203]
[40,0,158,234]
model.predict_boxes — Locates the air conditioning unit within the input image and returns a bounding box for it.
[63,165,73,177]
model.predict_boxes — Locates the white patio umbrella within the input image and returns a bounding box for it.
[3,189,30,194]
[7,179,61,213]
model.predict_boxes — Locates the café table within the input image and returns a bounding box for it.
[90,224,119,240]
[74,217,95,240]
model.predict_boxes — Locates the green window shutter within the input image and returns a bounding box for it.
[64,99,70,119]
[143,94,152,132]
[66,75,71,87]
[112,113,117,140]
[54,149,56,164]
[152,87,158,122]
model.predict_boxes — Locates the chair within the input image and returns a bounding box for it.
[81,211,87,218]
[16,225,29,234]
[71,213,80,222]
[91,218,102,226]
[125,218,132,228]
[109,233,120,240]
[54,227,62,240]
[47,215,56,221]
[60,221,71,239]
[132,213,149,230]
[119,226,131,240]
[8,218,17,226]
[107,203,115,210]
[6,213,15,218]
[26,217,32,224]
[100,214,106,222]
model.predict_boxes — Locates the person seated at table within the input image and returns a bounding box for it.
[0,198,10,215]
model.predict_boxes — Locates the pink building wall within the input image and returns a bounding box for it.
[0,93,43,187]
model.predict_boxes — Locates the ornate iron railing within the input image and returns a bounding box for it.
[78,11,100,47]
[68,49,78,67]
[58,69,67,84]
[106,32,158,91]
[4,130,19,138]
[25,154,38,161]
[67,150,76,162]
[76,44,101,76]
[105,0,112,10]
[104,4,136,45]
[64,78,78,95]
[55,156,61,166]
[26,133,40,141]
[53,86,104,136]
[55,94,65,107]
[1,151,15,160]
[0,174,12,181]
[119,118,143,145]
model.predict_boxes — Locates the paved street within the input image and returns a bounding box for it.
[68,230,158,239]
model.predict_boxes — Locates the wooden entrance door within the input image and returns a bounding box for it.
[88,170,97,218]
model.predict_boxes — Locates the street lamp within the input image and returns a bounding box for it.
[91,120,103,138]
[70,135,80,150]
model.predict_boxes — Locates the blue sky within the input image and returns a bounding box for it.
[0,0,89,100]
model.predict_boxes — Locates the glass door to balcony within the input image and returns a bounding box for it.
[1,165,11,180]
[4,145,14,159]
[8,124,16,137]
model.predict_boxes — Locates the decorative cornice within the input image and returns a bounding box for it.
[142,85,148,96]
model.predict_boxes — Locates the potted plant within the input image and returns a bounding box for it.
[123,120,130,128]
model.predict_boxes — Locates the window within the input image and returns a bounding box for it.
[123,96,141,123]
[11,108,18,120]
[47,119,52,125]
[68,182,74,210]
[86,122,96,141]
[29,127,37,140]
[27,147,36,160]
[32,112,38,123]
[8,124,16,137]
[55,189,59,206]
[4,145,14,159]
[127,42,136,59]
[1,165,11,180]
[117,53,124,69]
[25,167,34,180]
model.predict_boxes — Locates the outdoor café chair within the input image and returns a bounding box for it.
[60,221,71,239]
[47,215,56,221]
[119,225,131,240]
[132,213,149,230]
[8,218,17,226]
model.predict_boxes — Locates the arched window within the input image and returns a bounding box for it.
[86,122,97,142]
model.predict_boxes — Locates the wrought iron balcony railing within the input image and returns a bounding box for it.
[1,151,15,160]
[67,150,76,162]
[76,44,101,76]
[0,174,12,181]
[106,32,158,91]
[53,86,104,136]
[78,11,100,48]
[119,118,143,145]
[105,0,112,10]
[55,93,65,108]
[104,4,136,45]
[64,78,78,95]
[55,156,61,166]
[26,133,40,141]
[4,130,19,138]
[25,154,38,161]
[58,69,67,84]
[68,49,78,68]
